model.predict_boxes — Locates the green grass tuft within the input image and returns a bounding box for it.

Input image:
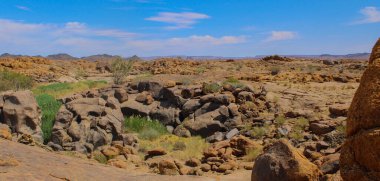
[223,77,245,89]
[35,94,62,143]
[0,70,33,91]
[32,80,107,98]
[124,116,168,140]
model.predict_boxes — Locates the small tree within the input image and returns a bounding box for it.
[111,57,133,84]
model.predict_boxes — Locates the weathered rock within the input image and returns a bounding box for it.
[158,159,179,175]
[51,97,124,152]
[251,139,321,181]
[181,99,201,117]
[149,107,180,126]
[183,110,226,138]
[329,104,348,117]
[340,39,380,181]
[185,158,201,167]
[225,128,239,139]
[200,163,211,172]
[121,99,153,117]
[310,122,334,135]
[0,124,12,140]
[320,153,340,175]
[173,126,191,137]
[114,88,128,103]
[147,148,167,157]
[0,91,43,143]
[121,133,139,148]
[137,81,163,99]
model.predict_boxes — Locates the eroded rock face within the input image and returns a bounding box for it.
[251,139,321,181]
[340,38,380,180]
[0,91,43,142]
[51,97,124,153]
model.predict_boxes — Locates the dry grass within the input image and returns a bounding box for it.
[139,135,208,161]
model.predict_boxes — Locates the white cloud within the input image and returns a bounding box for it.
[146,12,210,29]
[353,6,380,24]
[0,18,246,56]
[15,5,30,11]
[55,22,138,39]
[265,31,297,42]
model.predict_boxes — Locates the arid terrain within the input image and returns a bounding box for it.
[0,40,379,181]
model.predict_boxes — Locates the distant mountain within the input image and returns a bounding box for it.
[0,53,21,58]
[255,53,370,60]
[319,53,370,59]
[82,54,121,62]
[47,53,78,60]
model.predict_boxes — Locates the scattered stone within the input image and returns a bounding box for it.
[251,139,321,181]
[147,148,167,157]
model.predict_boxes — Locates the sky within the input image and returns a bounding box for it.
[0,0,379,57]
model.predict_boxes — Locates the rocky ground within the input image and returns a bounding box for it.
[0,43,378,181]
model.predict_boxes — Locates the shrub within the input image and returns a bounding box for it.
[94,152,108,164]
[111,57,134,85]
[275,116,286,127]
[244,146,263,162]
[173,141,187,151]
[74,68,88,79]
[202,82,222,94]
[35,94,62,143]
[223,77,245,89]
[139,135,208,160]
[196,66,206,74]
[295,117,309,129]
[124,116,168,140]
[0,70,33,91]
[289,128,304,141]
[250,126,268,139]
[270,66,281,75]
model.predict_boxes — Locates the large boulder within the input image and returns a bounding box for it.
[340,39,380,180]
[251,139,321,181]
[51,97,124,152]
[0,91,43,142]
[183,107,227,138]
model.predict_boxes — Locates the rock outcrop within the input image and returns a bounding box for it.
[50,96,124,153]
[120,81,269,139]
[251,139,321,181]
[340,38,380,180]
[0,91,43,142]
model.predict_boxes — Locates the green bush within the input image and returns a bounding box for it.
[35,94,62,143]
[0,70,33,91]
[223,77,245,89]
[124,116,168,140]
[275,116,286,127]
[111,57,134,85]
[250,126,267,139]
[202,82,222,93]
[94,152,108,164]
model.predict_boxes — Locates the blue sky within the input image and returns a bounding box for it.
[0,0,379,57]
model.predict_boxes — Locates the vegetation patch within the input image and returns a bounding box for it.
[0,70,33,91]
[139,134,208,161]
[124,116,168,140]
[223,77,245,89]
[244,146,264,162]
[32,80,107,98]
[35,94,62,143]
[93,151,108,164]
[202,82,222,94]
